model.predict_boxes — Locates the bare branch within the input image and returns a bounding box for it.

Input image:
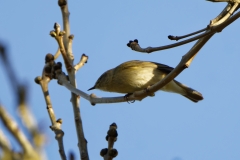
[0,106,40,159]
[209,2,239,27]
[100,123,118,160]
[127,31,213,53]
[0,130,22,160]
[0,130,12,160]
[169,3,234,41]
[168,3,232,40]
[0,129,11,150]
[168,27,207,41]
[54,48,61,60]
[127,2,239,54]
[17,86,45,148]
[35,71,67,160]
[56,72,143,105]
[74,54,88,72]
[50,23,72,71]
[0,43,18,92]
[57,1,89,159]
[35,54,68,160]
[58,0,73,61]
[210,3,232,24]
[67,34,74,61]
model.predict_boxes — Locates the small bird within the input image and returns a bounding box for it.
[88,60,203,102]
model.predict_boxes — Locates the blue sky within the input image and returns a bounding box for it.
[1,1,240,160]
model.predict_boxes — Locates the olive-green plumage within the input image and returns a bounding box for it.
[88,60,203,102]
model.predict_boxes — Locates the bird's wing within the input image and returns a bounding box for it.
[152,61,174,74]
[114,60,174,74]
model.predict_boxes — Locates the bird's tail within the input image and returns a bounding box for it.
[174,80,203,103]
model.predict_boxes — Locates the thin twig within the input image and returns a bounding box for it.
[210,3,232,24]
[100,123,118,160]
[0,44,44,149]
[0,44,43,159]
[67,34,74,61]
[168,27,207,41]
[0,130,13,160]
[210,2,239,27]
[0,43,18,93]
[0,106,40,159]
[58,1,89,159]
[54,48,61,60]
[56,72,146,104]
[50,23,72,71]
[17,86,45,148]
[35,72,67,160]
[0,129,11,151]
[127,3,239,54]
[74,54,88,72]
[58,0,72,60]
[139,30,212,52]
[127,29,214,53]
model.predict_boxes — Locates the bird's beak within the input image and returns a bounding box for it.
[88,86,95,91]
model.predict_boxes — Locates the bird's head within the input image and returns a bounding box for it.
[88,69,113,91]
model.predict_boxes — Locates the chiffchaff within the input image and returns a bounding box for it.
[88,60,203,102]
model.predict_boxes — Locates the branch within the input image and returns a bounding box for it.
[56,72,144,105]
[50,23,72,71]
[58,0,73,62]
[67,34,74,61]
[168,27,207,41]
[16,86,45,148]
[54,48,61,60]
[126,31,213,53]
[0,106,40,159]
[0,130,12,160]
[100,123,118,160]
[0,43,43,159]
[0,130,23,160]
[210,3,233,24]
[74,54,89,72]
[209,2,239,27]
[0,129,11,151]
[127,2,239,53]
[169,3,233,41]
[35,60,67,160]
[57,1,89,159]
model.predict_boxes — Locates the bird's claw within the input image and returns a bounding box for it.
[124,93,135,103]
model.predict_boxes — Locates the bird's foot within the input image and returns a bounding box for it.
[124,93,135,103]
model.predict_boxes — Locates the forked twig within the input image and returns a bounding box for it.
[35,53,67,160]
[74,54,88,72]
[127,3,239,53]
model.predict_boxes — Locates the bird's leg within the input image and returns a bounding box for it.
[124,93,135,103]
[145,85,155,97]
